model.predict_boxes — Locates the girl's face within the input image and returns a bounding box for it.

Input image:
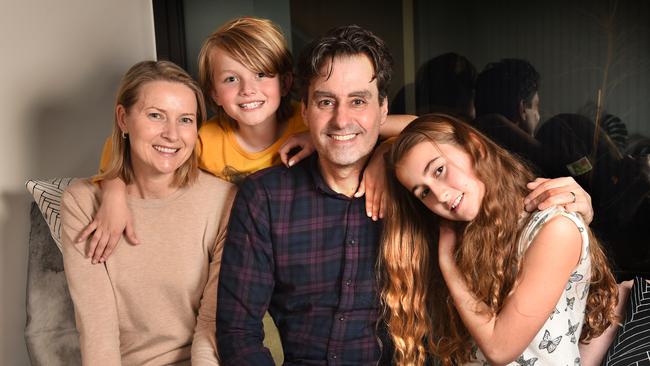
[117,80,198,183]
[396,141,485,222]
[210,48,283,129]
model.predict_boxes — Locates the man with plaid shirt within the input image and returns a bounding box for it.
[216,24,393,365]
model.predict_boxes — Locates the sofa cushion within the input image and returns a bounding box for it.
[25,178,76,252]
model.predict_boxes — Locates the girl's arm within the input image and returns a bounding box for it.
[438,216,583,365]
[352,114,416,219]
[356,115,415,219]
[354,140,392,220]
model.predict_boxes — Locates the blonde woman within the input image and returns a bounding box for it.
[61,60,236,365]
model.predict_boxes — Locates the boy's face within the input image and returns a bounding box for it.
[210,48,283,129]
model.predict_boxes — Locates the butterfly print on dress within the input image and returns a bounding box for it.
[566,272,583,291]
[515,355,538,365]
[538,330,562,353]
[566,319,579,343]
[565,296,575,311]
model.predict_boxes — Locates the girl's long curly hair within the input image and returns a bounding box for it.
[379,114,618,365]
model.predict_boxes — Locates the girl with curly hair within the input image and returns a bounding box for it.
[380,114,618,365]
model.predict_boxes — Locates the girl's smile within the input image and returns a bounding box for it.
[396,141,485,221]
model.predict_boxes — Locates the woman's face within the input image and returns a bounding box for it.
[395,141,485,222]
[117,80,198,182]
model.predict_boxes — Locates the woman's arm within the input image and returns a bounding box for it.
[191,185,237,365]
[438,216,583,365]
[60,182,122,365]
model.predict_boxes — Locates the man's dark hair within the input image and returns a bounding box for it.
[296,24,393,105]
[474,58,540,122]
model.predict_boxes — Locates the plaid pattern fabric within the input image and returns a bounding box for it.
[217,154,382,365]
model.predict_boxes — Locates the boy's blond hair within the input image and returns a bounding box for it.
[198,17,293,130]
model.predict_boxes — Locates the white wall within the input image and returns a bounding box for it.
[0,1,156,364]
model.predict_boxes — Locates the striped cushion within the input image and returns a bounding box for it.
[26,178,76,252]
[602,277,650,365]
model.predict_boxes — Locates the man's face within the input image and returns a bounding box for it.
[522,91,540,134]
[302,54,387,170]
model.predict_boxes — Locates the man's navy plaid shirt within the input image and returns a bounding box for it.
[217,154,383,365]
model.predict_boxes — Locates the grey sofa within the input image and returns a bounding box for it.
[25,202,81,365]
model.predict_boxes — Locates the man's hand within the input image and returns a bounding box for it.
[524,177,593,224]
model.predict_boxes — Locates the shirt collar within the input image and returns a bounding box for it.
[306,153,354,200]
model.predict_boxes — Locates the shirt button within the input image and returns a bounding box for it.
[331,354,337,359]
[348,239,356,246]
[339,316,345,321]
[345,279,352,286]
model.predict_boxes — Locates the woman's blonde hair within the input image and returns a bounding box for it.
[380,113,618,365]
[94,60,206,187]
[197,16,293,130]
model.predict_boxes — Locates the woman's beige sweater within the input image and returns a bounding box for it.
[61,171,236,365]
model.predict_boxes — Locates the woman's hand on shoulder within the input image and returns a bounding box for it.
[524,177,593,224]
[279,131,315,167]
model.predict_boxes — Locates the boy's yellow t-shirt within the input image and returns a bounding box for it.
[197,103,306,184]
[99,103,307,184]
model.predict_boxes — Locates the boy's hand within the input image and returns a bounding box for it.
[77,178,139,264]
[279,131,315,167]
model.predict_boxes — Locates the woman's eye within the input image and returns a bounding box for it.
[420,188,430,199]
[224,76,237,83]
[148,112,162,120]
[256,72,267,78]
[435,166,444,177]
[180,117,194,124]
